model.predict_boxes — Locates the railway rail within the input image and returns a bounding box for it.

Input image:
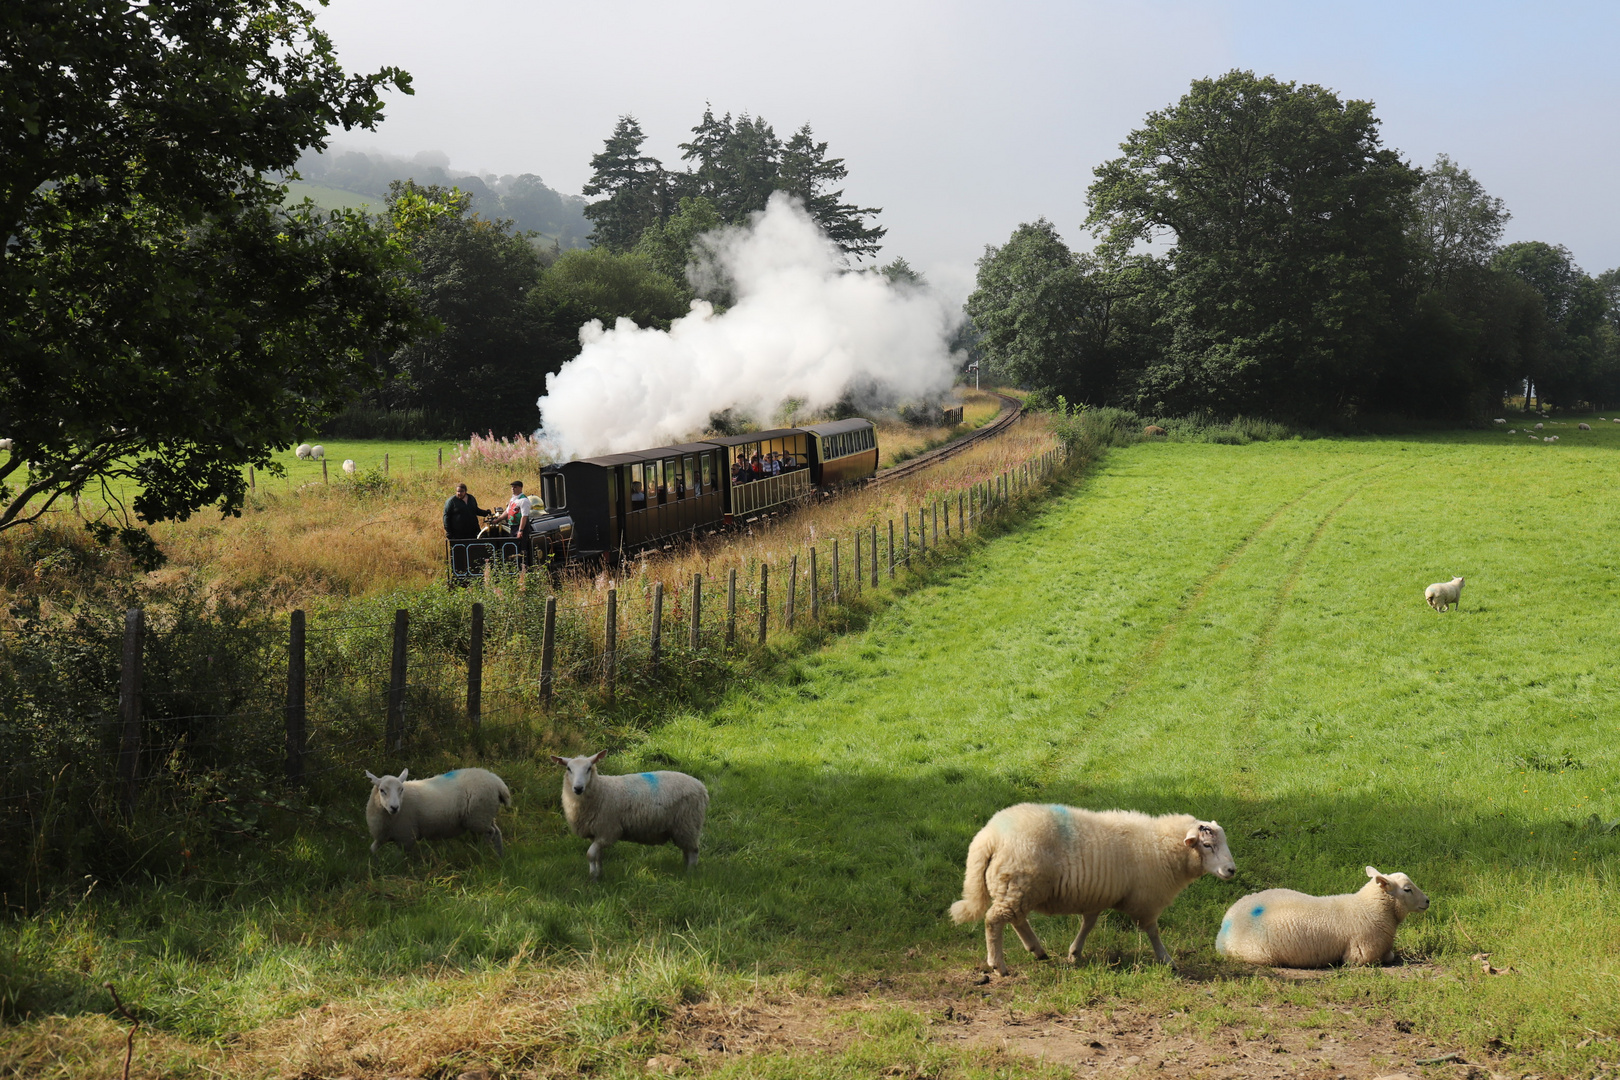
[872,392,1024,485]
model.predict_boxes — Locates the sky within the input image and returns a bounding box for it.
[314,0,1620,302]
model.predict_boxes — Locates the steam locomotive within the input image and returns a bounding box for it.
[447,417,878,581]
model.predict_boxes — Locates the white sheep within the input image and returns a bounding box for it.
[364,767,511,856]
[552,751,709,881]
[311,444,326,460]
[1493,418,1505,424]
[1535,422,1544,430]
[949,805,1236,974]
[1578,423,1591,431]
[1215,866,1429,967]
[342,459,357,475]
[1424,575,1465,612]
[0,437,13,452]
[1506,429,1516,434]
[295,443,313,460]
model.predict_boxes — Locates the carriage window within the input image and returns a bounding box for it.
[682,455,694,497]
[541,473,567,511]
[629,464,647,509]
[662,458,676,501]
[822,437,832,458]
[701,452,713,491]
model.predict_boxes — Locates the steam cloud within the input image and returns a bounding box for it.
[536,193,960,458]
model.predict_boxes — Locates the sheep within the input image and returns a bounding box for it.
[1215,866,1429,967]
[364,767,511,856]
[1579,423,1592,431]
[552,751,709,881]
[1424,575,1464,612]
[295,443,313,460]
[1,437,15,451]
[1493,418,1506,424]
[342,459,357,475]
[1535,422,1544,430]
[1506,429,1516,434]
[949,805,1235,975]
[311,444,325,460]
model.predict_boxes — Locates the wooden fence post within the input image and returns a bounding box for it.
[933,502,939,547]
[285,609,306,785]
[540,596,557,708]
[902,512,910,565]
[786,555,798,629]
[810,548,819,621]
[690,573,702,651]
[322,458,329,484]
[468,601,483,728]
[387,609,408,752]
[944,497,950,538]
[758,564,769,645]
[117,607,143,820]
[605,589,617,700]
[248,466,255,493]
[853,532,861,596]
[384,452,390,476]
[871,523,879,587]
[918,508,926,555]
[888,520,896,578]
[959,492,966,534]
[726,568,737,648]
[438,447,443,469]
[831,539,840,606]
[650,582,664,674]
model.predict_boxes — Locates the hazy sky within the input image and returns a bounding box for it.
[315,0,1620,299]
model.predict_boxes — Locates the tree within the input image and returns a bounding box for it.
[780,124,886,260]
[634,195,723,285]
[681,108,782,225]
[582,116,670,252]
[369,182,546,434]
[1494,242,1613,408]
[1087,71,1420,420]
[1,0,429,547]
[1411,154,1510,286]
[528,248,691,373]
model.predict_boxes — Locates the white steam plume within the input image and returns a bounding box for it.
[536,193,959,458]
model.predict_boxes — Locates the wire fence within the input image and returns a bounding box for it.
[0,445,1068,907]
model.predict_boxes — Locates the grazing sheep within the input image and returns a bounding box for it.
[1143,425,1167,437]
[949,805,1236,974]
[295,443,313,460]
[365,767,511,856]
[1215,867,1429,967]
[1579,423,1592,431]
[552,751,709,881]
[1424,575,1465,612]
[1493,418,1506,424]
[1506,430,1516,434]
[0,438,12,452]
[1535,422,1544,430]
[342,459,357,475]
[311,444,325,460]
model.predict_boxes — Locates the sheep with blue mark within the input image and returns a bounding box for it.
[364,767,512,856]
[1215,866,1429,967]
[552,751,709,881]
[949,805,1236,975]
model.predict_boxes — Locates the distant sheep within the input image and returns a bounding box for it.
[1143,425,1167,437]
[949,805,1235,974]
[552,751,709,881]
[1579,423,1592,431]
[1215,866,1429,967]
[342,459,357,475]
[311,444,325,460]
[0,438,12,452]
[1493,418,1506,424]
[1425,576,1464,612]
[295,443,313,460]
[1535,423,1544,430]
[365,767,511,856]
[1506,430,1516,434]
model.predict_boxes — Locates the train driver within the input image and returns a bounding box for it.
[504,479,536,565]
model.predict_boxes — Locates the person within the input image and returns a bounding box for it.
[630,480,646,508]
[442,483,487,541]
[782,448,797,469]
[732,453,750,484]
[503,480,536,565]
[750,451,764,478]
[765,451,781,476]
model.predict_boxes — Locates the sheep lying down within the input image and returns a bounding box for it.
[365,767,511,856]
[1215,866,1429,967]
[950,804,1236,975]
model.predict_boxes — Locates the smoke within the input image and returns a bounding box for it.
[536,192,960,458]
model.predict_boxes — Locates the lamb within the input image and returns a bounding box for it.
[552,751,709,881]
[364,767,511,856]
[949,805,1235,974]
[1215,866,1429,967]
[1424,576,1464,612]
[295,443,313,460]
[1579,423,1592,431]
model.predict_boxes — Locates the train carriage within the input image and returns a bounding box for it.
[449,417,879,577]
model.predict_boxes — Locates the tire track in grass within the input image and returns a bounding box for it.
[1030,463,1387,784]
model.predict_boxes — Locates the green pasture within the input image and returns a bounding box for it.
[6,423,1620,1076]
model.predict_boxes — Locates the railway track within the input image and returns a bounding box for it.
[872,392,1025,485]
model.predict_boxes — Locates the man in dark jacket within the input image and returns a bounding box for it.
[443,483,486,539]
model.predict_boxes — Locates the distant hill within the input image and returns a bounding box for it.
[282,147,592,250]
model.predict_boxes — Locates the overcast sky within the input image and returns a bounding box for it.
[315,0,1620,300]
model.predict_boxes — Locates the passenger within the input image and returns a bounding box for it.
[732,453,750,484]
[442,482,486,541]
[782,449,797,469]
[766,452,781,476]
[750,452,764,477]
[630,480,646,508]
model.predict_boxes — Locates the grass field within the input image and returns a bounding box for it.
[5,423,1620,1078]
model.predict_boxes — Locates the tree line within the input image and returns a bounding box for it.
[966,71,1620,422]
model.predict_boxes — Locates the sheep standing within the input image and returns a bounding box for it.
[365,767,511,856]
[552,751,708,880]
[1215,867,1429,967]
[295,443,313,460]
[949,805,1235,974]
[1578,423,1592,431]
[311,444,325,460]
[342,459,357,475]
[1425,576,1465,612]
